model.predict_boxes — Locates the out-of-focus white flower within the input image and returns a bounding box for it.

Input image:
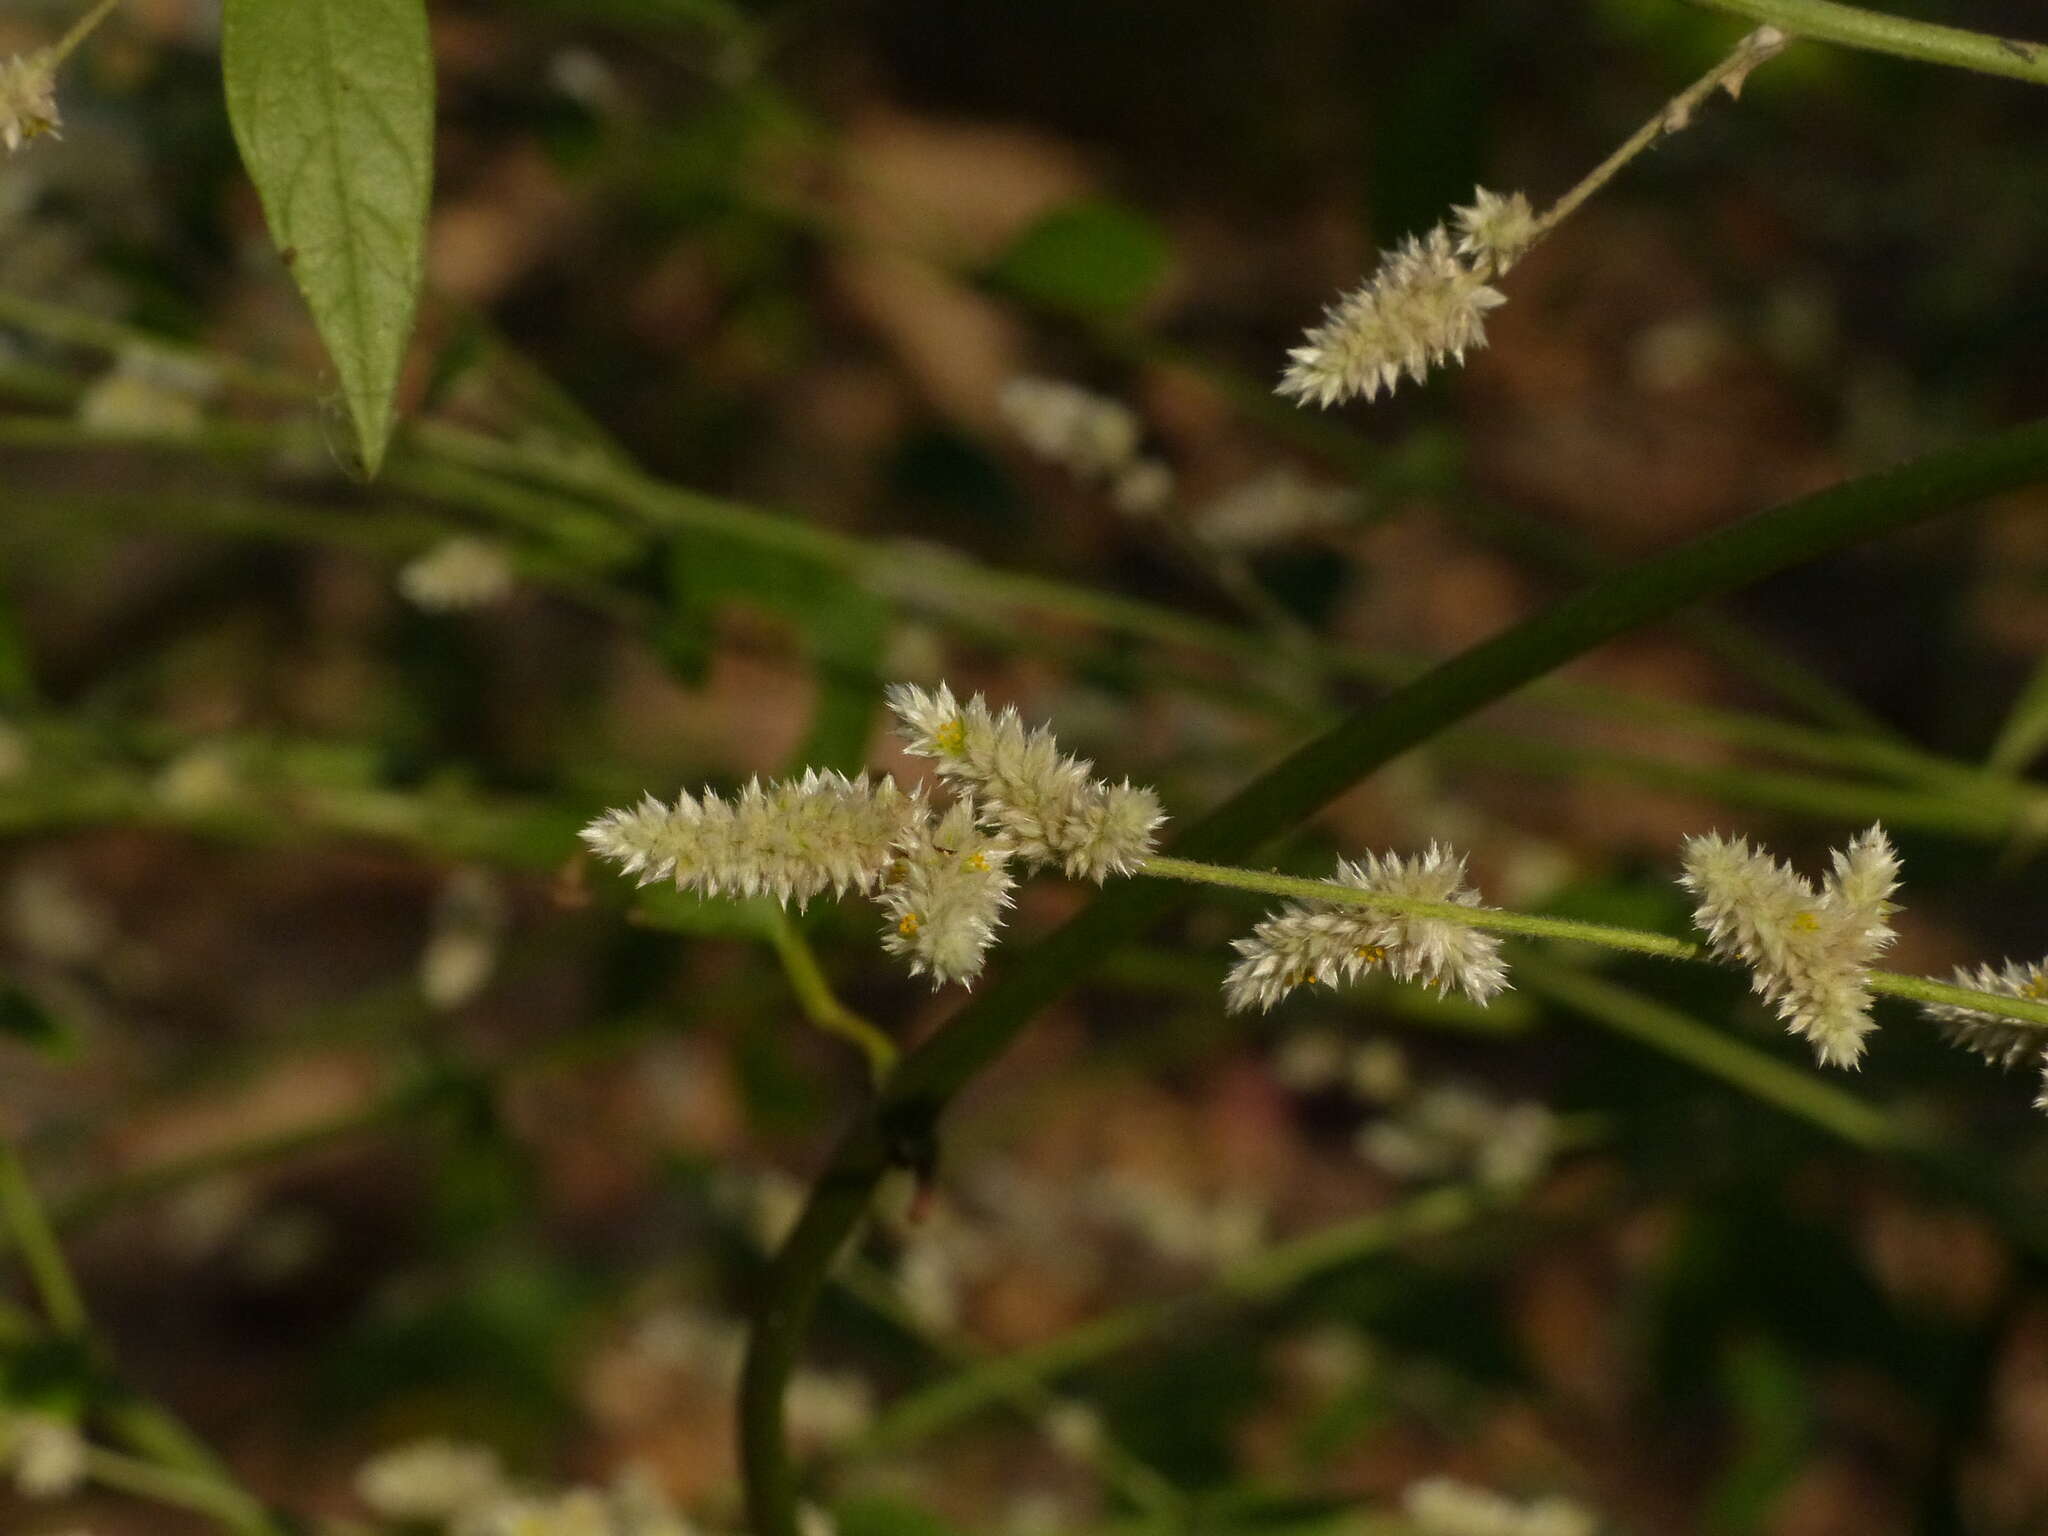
[878,797,1014,987]
[77,348,215,437]
[786,1368,874,1449]
[1273,1028,1347,1091]
[887,683,1164,882]
[1225,844,1509,1012]
[1191,467,1358,550]
[5,864,113,966]
[399,536,516,611]
[0,721,27,782]
[1279,225,1506,409]
[420,868,509,1010]
[1042,1400,1105,1461]
[0,1413,88,1499]
[356,1439,507,1523]
[1403,1475,1596,1536]
[1347,1038,1411,1103]
[1110,458,1176,516]
[0,53,60,154]
[152,743,240,813]
[1680,825,1900,1068]
[1358,1083,1558,1193]
[998,376,1140,480]
[1921,956,2048,1111]
[583,770,922,909]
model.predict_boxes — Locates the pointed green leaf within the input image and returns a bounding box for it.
[223,0,434,476]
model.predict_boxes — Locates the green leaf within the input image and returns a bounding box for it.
[986,199,1171,321]
[1988,648,2048,773]
[222,0,435,477]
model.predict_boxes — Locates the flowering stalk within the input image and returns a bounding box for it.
[1136,853,2048,1033]
[0,0,120,153]
[1279,26,1787,408]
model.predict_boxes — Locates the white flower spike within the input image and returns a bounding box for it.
[1680,824,1900,1068]
[581,770,922,909]
[1224,844,1510,1012]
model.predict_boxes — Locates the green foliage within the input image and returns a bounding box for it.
[986,200,1173,321]
[222,0,435,477]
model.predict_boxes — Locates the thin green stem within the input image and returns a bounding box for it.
[768,910,899,1084]
[83,1445,272,1533]
[49,0,122,64]
[1138,854,2048,1030]
[1682,0,2048,87]
[0,1143,90,1336]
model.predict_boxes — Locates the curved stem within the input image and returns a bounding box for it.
[1682,0,2048,87]
[739,418,2048,1535]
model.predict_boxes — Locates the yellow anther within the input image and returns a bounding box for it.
[2025,974,2048,1001]
[1354,945,1387,963]
[963,852,989,873]
[1791,911,1820,932]
[934,719,967,755]
[898,912,921,937]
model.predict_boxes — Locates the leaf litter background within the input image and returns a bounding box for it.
[4,0,2048,1532]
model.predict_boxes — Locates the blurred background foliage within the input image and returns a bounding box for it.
[3,0,2048,1532]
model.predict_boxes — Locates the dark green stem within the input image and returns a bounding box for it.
[739,419,2048,1535]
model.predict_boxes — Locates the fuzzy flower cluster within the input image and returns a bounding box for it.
[1224,844,1509,1013]
[582,684,1162,989]
[0,1412,87,1500]
[887,682,1165,881]
[1921,956,2048,1111]
[1279,187,1536,409]
[1403,1476,1597,1536]
[582,770,922,909]
[1191,466,1359,550]
[1680,825,1899,1069]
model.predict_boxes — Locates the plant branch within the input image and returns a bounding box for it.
[739,417,2048,1535]
[1137,854,2048,1031]
[768,910,899,1084]
[1682,0,2048,86]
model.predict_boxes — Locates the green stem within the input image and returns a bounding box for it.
[1514,953,1898,1151]
[0,1143,89,1336]
[855,1182,1498,1456]
[48,0,122,65]
[1682,0,2048,86]
[83,1445,272,1533]
[740,419,2048,1536]
[1137,854,2048,1030]
[768,910,900,1084]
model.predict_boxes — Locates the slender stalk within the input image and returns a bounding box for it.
[83,1446,273,1533]
[1683,0,2048,87]
[741,419,2048,1536]
[768,910,899,1083]
[0,1143,90,1336]
[1531,25,1789,243]
[48,0,122,64]
[1140,854,2048,1030]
